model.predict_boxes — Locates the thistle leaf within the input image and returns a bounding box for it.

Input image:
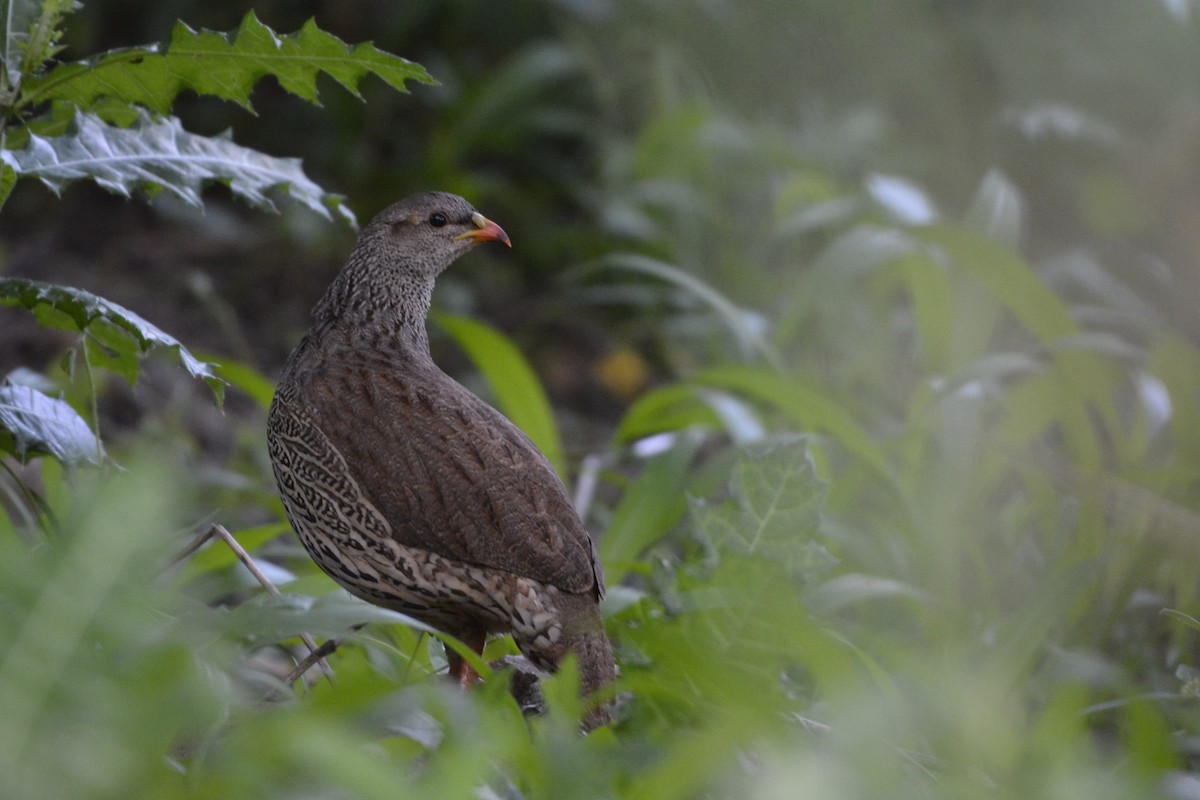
[2,110,354,223]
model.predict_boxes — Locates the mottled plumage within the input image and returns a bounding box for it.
[267,192,614,729]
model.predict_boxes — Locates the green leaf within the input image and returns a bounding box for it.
[692,441,833,581]
[0,159,16,211]
[616,385,764,444]
[600,432,704,582]
[580,253,781,368]
[615,383,722,442]
[4,110,354,223]
[432,312,564,476]
[0,0,53,89]
[0,459,186,797]
[0,277,225,403]
[693,364,894,483]
[0,380,103,464]
[896,251,954,372]
[21,12,434,114]
[915,225,1078,343]
[211,357,276,411]
[806,573,928,615]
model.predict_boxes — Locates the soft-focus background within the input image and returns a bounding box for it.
[4,1,1200,798]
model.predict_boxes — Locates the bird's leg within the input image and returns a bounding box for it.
[447,628,487,689]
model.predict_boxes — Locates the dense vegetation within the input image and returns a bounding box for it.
[2,1,1200,798]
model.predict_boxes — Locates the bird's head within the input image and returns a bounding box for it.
[360,192,511,278]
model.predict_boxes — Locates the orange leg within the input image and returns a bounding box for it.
[446,628,487,689]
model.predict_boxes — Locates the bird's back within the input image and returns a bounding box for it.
[270,326,602,600]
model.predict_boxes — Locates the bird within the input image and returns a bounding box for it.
[267,192,615,729]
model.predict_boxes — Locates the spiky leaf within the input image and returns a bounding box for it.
[0,278,224,403]
[0,380,103,464]
[21,12,434,115]
[2,110,353,223]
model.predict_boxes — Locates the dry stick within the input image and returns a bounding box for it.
[284,637,342,686]
[178,524,336,685]
[169,523,220,566]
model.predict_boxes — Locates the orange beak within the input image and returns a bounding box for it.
[455,212,512,248]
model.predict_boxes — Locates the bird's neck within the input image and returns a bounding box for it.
[312,261,436,356]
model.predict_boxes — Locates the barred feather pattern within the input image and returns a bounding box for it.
[267,390,569,668]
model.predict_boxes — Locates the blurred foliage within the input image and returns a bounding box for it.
[3,0,1200,799]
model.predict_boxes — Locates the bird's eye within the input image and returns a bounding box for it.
[429,212,448,228]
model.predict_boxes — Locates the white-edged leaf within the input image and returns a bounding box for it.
[4,110,354,224]
[0,380,103,465]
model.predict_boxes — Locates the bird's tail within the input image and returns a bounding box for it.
[557,593,617,731]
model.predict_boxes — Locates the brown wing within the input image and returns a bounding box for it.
[289,343,600,597]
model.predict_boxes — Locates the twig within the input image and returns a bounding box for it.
[284,637,342,686]
[168,523,218,567]
[173,523,334,683]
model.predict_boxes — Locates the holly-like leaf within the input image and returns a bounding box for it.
[21,12,434,115]
[1,110,354,223]
[0,380,103,465]
[0,278,224,404]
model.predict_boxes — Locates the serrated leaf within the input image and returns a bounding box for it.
[0,277,224,403]
[5,110,353,223]
[692,441,833,582]
[733,446,823,549]
[22,12,434,115]
[0,380,103,464]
